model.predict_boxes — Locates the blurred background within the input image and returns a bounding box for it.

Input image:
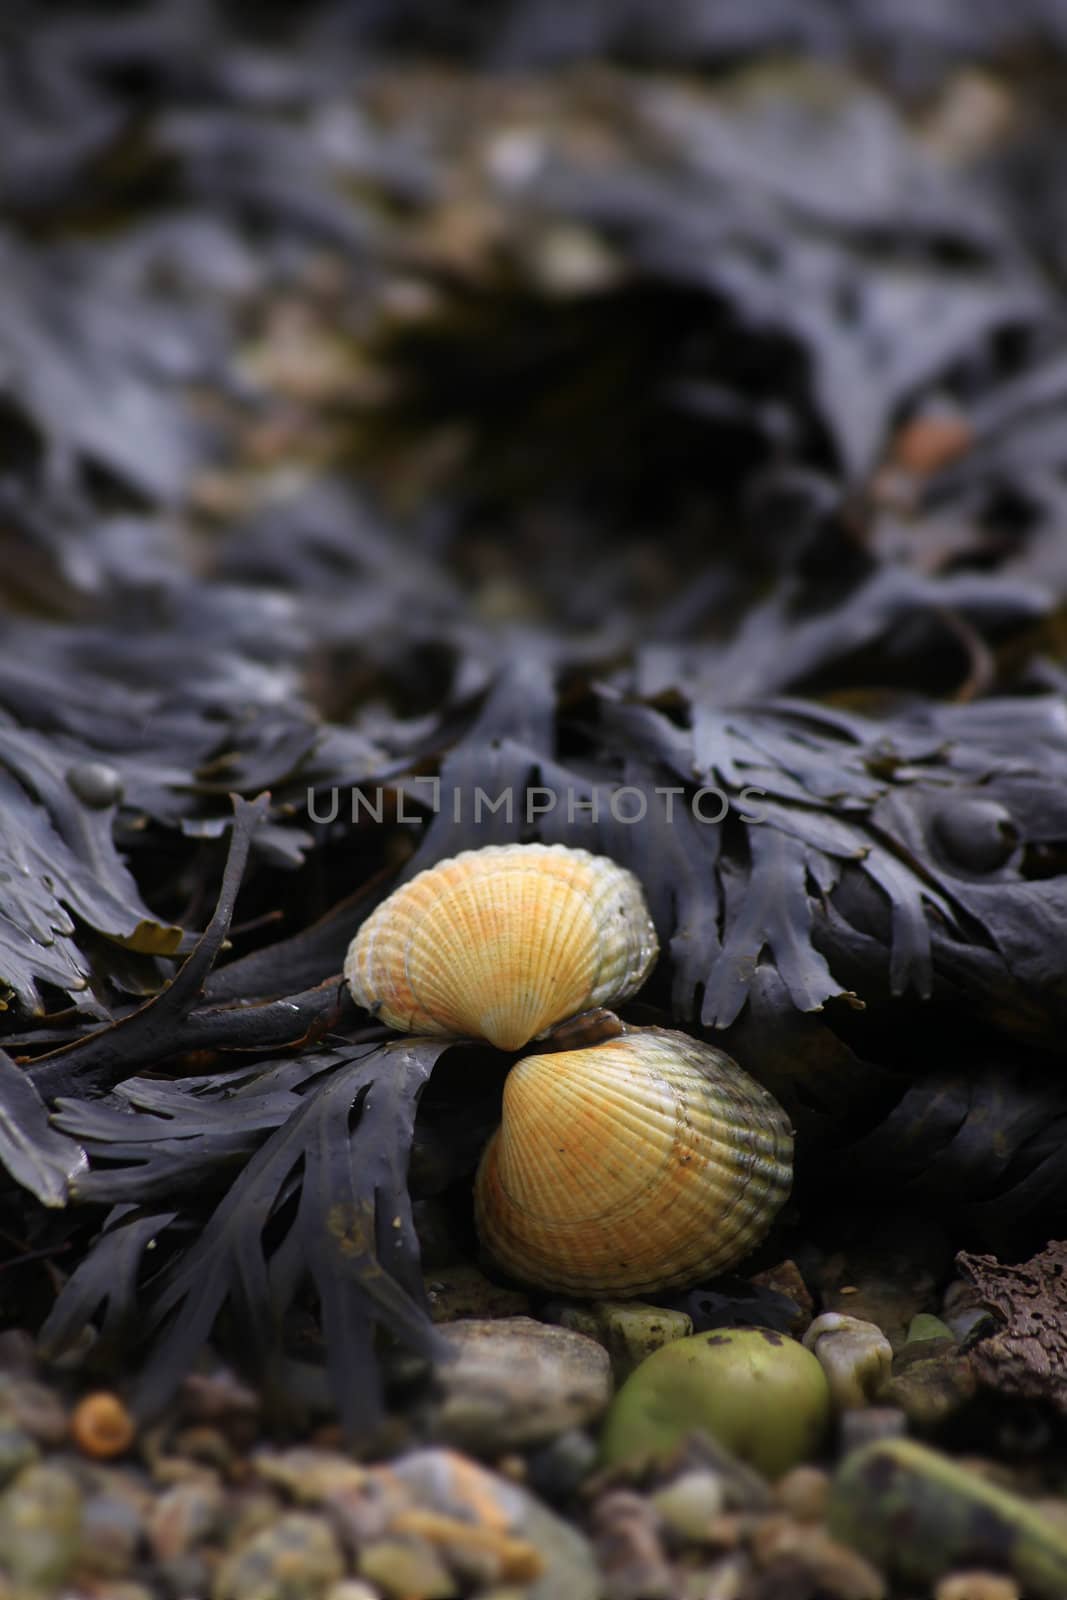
[4,0,1067,687]
[5,0,1067,1244]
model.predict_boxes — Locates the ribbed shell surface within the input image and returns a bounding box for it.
[474,1027,793,1295]
[343,843,659,1052]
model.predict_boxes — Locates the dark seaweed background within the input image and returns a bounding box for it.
[3,0,1067,1440]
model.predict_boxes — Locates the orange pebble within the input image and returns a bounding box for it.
[70,1391,136,1459]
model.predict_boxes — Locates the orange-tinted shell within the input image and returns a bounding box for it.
[474,1027,793,1295]
[344,844,658,1052]
[70,1391,136,1459]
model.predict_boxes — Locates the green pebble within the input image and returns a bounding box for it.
[557,1300,694,1382]
[905,1314,955,1344]
[599,1327,830,1479]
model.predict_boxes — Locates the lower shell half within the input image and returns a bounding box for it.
[473,1027,793,1297]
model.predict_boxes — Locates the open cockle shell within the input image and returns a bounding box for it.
[473,1027,793,1296]
[343,843,659,1052]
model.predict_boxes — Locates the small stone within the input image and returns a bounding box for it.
[148,1478,226,1560]
[430,1317,612,1454]
[161,1553,214,1597]
[359,1537,458,1598]
[252,1448,368,1504]
[935,1573,1021,1600]
[0,1462,83,1590]
[173,1423,236,1473]
[386,1448,600,1600]
[325,1584,381,1600]
[525,1429,599,1502]
[906,1313,955,1344]
[751,1515,885,1599]
[639,1433,774,1513]
[387,1507,541,1587]
[696,1552,749,1599]
[0,1427,38,1487]
[229,1487,289,1544]
[554,1300,694,1383]
[0,1376,70,1445]
[651,1470,725,1541]
[776,1465,830,1523]
[883,1340,978,1431]
[749,1260,815,1335]
[213,1511,345,1600]
[591,1488,675,1600]
[77,1489,144,1577]
[802,1314,892,1410]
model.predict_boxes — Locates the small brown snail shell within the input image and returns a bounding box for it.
[344,843,659,1052]
[473,1026,793,1296]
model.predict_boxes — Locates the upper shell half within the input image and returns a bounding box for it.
[343,843,659,1051]
[474,1027,793,1296]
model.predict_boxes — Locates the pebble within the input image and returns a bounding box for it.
[213,1510,346,1600]
[388,1448,601,1600]
[0,1426,38,1487]
[148,1477,227,1559]
[525,1428,599,1502]
[776,1465,831,1523]
[359,1535,458,1598]
[0,1377,70,1446]
[429,1317,612,1454]
[0,1461,83,1591]
[935,1574,1021,1600]
[906,1313,955,1344]
[802,1314,892,1410]
[553,1300,694,1382]
[750,1515,885,1599]
[882,1338,977,1431]
[749,1260,815,1336]
[651,1470,725,1541]
[324,1584,381,1600]
[590,1488,675,1600]
[642,1432,775,1513]
[253,1448,369,1505]
[77,1488,144,1577]
[697,1551,749,1598]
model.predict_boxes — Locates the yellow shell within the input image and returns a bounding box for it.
[473,1027,793,1295]
[344,844,659,1052]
